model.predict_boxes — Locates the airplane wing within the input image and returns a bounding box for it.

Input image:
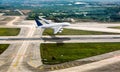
[41,18,50,24]
[39,16,52,24]
[52,26,63,34]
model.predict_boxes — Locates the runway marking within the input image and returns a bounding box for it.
[51,66,55,71]
[13,56,21,67]
[61,65,65,69]
[0,61,5,66]
[55,66,59,70]
[71,63,75,67]
[39,65,44,70]
[66,64,70,68]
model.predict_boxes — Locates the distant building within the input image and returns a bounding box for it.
[118,12,120,15]
[62,18,75,22]
[74,2,87,5]
[21,10,31,15]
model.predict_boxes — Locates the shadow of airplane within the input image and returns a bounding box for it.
[41,32,71,45]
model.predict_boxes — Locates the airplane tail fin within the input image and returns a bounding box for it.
[35,19,43,26]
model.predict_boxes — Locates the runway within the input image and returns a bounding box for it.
[0,36,120,40]
[66,23,120,33]
[1,35,120,43]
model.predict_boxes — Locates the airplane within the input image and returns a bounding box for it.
[35,18,70,34]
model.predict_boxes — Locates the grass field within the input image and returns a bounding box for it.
[0,28,20,36]
[109,26,120,29]
[0,17,14,21]
[43,28,120,35]
[2,17,14,21]
[41,43,120,65]
[0,44,9,54]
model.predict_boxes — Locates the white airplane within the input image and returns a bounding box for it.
[35,19,70,34]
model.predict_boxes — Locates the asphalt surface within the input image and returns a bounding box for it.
[66,23,120,33]
[0,35,120,43]
[1,35,120,40]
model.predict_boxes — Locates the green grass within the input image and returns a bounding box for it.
[43,28,120,35]
[0,28,20,36]
[1,17,14,21]
[41,43,120,65]
[0,44,9,54]
[109,26,120,29]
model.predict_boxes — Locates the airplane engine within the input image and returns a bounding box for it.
[59,31,62,33]
[61,29,63,31]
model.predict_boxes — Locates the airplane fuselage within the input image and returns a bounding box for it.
[39,22,70,28]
